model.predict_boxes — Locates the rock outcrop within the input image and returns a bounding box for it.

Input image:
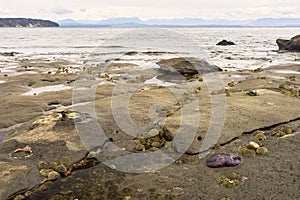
[157,57,222,80]
[0,18,59,27]
[217,40,235,46]
[276,35,300,51]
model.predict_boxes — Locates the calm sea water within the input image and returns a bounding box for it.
[0,27,300,70]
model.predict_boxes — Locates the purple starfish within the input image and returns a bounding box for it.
[206,153,242,168]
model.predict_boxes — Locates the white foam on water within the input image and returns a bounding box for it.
[270,70,300,74]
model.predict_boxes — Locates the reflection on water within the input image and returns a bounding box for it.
[22,84,72,96]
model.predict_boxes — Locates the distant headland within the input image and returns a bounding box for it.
[0,18,59,27]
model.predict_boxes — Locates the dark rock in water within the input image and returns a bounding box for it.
[206,153,242,168]
[276,35,300,51]
[157,57,222,80]
[217,40,235,46]
[0,52,17,56]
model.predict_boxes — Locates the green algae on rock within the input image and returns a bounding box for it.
[271,125,294,137]
[218,173,241,189]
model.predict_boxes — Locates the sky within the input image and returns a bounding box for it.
[0,0,300,22]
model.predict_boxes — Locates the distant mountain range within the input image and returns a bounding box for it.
[58,17,300,27]
[0,18,59,27]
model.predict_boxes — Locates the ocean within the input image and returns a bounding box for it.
[0,27,300,71]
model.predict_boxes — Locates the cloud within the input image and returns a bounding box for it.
[0,8,11,15]
[52,9,73,15]
[0,0,300,20]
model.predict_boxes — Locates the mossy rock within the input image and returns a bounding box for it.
[47,170,60,181]
[256,147,268,155]
[39,169,50,177]
[238,146,256,157]
[275,130,287,137]
[246,141,260,150]
[135,144,145,151]
[226,172,239,180]
[254,131,267,143]
[37,161,49,170]
[49,161,59,171]
[151,141,162,148]
[227,81,236,87]
[218,176,240,188]
[60,156,72,167]
[272,126,293,137]
[280,126,293,135]
[289,76,297,81]
[56,164,68,173]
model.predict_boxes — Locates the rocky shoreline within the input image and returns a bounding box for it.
[0,56,300,199]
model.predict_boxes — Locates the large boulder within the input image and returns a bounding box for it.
[157,57,222,80]
[276,34,300,51]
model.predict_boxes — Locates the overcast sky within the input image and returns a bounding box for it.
[0,0,299,21]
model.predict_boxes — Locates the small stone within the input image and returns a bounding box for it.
[166,109,174,117]
[253,67,263,73]
[246,90,258,96]
[279,84,289,89]
[193,74,203,82]
[47,170,60,181]
[143,128,160,138]
[194,87,201,93]
[256,147,268,155]
[246,142,260,150]
[228,81,236,87]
